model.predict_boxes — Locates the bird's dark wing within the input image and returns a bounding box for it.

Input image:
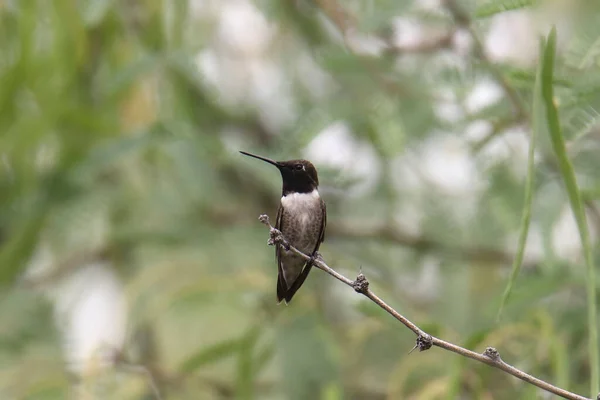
[282,198,327,303]
[315,198,326,249]
[275,204,287,303]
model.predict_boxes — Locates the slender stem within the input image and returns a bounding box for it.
[362,289,426,337]
[540,29,599,397]
[258,214,592,400]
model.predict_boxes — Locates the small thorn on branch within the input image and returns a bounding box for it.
[410,334,433,354]
[418,334,433,351]
[484,347,501,361]
[353,273,369,293]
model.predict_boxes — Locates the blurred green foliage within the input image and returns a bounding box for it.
[1,0,600,399]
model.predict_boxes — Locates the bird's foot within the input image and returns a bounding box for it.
[309,251,323,266]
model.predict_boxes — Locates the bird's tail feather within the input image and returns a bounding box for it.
[276,264,313,304]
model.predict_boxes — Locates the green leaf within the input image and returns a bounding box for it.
[74,127,164,179]
[0,209,47,286]
[541,26,599,396]
[500,65,572,89]
[179,337,240,373]
[321,382,342,400]
[496,39,541,322]
[236,326,261,400]
[563,14,600,70]
[550,326,570,390]
[474,0,535,19]
[498,269,574,317]
[445,327,492,399]
[100,54,160,101]
[78,0,114,27]
[253,344,275,376]
[278,315,338,400]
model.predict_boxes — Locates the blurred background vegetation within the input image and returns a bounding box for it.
[2,0,600,399]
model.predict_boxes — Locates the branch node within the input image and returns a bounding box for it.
[410,334,433,353]
[258,214,270,226]
[259,214,290,249]
[352,273,369,293]
[483,347,501,361]
[268,228,285,247]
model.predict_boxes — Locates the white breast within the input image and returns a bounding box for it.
[281,189,320,225]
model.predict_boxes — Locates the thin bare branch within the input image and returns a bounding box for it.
[258,214,591,400]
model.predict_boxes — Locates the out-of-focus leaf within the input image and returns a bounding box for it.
[462,329,492,350]
[253,344,275,376]
[496,38,541,322]
[321,381,342,400]
[161,0,188,50]
[236,326,261,400]
[21,385,66,400]
[498,269,572,317]
[179,337,241,373]
[355,299,393,320]
[445,327,492,399]
[0,209,46,286]
[501,65,572,89]
[541,26,599,396]
[73,128,164,179]
[416,322,443,339]
[445,357,465,400]
[78,0,114,27]
[563,14,600,70]
[278,315,338,400]
[474,0,535,19]
[533,310,570,389]
[413,376,449,399]
[100,55,160,101]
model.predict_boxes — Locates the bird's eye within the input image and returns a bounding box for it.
[294,164,303,171]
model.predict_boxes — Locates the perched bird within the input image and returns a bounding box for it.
[240,151,326,304]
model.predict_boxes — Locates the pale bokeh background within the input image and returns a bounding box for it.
[1,0,600,399]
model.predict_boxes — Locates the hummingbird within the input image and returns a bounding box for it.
[240,151,327,304]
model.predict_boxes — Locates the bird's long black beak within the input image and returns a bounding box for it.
[239,151,280,168]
